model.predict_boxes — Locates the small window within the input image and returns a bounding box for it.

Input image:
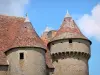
[52,43,54,45]
[61,42,63,43]
[20,53,24,59]
[69,39,72,43]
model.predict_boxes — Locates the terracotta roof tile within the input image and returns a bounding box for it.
[45,50,54,69]
[0,15,47,52]
[0,15,25,52]
[50,16,91,43]
[41,31,55,69]
[10,22,47,51]
[0,51,8,65]
[41,32,49,45]
[41,30,57,43]
[0,15,47,65]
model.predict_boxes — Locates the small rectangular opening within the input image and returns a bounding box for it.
[69,39,72,43]
[20,53,24,60]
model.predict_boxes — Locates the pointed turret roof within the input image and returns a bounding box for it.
[49,11,91,44]
[9,17,46,51]
[0,15,25,52]
[0,15,46,52]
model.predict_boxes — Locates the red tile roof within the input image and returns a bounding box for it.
[0,15,46,52]
[0,15,47,65]
[49,16,91,44]
[10,22,47,51]
[0,51,8,65]
[41,31,54,69]
[41,32,49,45]
[0,15,25,52]
[45,50,54,69]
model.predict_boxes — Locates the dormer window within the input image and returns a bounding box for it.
[20,53,24,60]
[69,39,72,43]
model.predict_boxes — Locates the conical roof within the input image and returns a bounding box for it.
[0,15,25,52]
[10,18,47,51]
[49,12,91,44]
[0,15,46,52]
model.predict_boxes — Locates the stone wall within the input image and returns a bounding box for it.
[50,39,90,75]
[50,39,90,54]
[0,66,8,75]
[6,47,46,75]
[53,58,89,75]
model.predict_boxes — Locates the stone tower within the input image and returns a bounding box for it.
[41,28,56,75]
[48,12,92,75]
[3,15,47,75]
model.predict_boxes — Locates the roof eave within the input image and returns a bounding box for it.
[47,38,92,49]
[4,46,47,53]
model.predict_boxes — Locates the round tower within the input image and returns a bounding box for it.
[48,11,92,75]
[4,16,47,75]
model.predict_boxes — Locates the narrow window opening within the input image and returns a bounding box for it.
[56,60,58,62]
[52,43,54,45]
[69,39,72,43]
[78,57,80,60]
[61,42,63,43]
[20,53,24,60]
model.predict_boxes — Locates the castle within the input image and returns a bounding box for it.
[0,12,91,75]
